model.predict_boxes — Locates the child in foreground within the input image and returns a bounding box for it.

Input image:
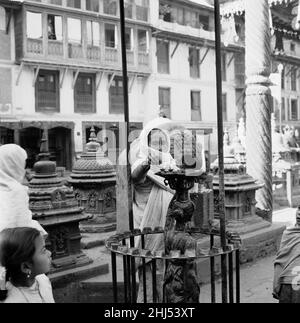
[0,227,54,303]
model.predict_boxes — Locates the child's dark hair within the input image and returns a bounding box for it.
[0,227,40,301]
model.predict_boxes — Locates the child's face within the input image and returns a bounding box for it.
[31,234,52,276]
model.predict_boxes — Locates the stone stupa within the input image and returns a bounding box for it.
[68,126,117,233]
[28,131,92,272]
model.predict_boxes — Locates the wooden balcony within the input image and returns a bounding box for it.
[48,40,63,57]
[87,46,101,61]
[23,37,151,73]
[27,38,43,55]
[138,52,149,67]
[127,50,134,66]
[104,47,119,64]
[68,43,84,59]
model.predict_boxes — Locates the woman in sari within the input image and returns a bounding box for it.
[130,117,183,302]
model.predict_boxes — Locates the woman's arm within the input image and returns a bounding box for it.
[132,158,151,184]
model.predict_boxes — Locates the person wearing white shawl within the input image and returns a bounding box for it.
[0,144,47,294]
[273,209,300,303]
[129,117,184,303]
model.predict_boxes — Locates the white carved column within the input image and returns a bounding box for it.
[245,0,273,221]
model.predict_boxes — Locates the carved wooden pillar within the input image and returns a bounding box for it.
[70,125,76,170]
[43,126,49,152]
[245,0,273,221]
[14,127,20,145]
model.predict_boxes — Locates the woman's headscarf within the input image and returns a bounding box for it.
[130,118,183,183]
[0,144,27,191]
[0,144,47,295]
[0,144,46,234]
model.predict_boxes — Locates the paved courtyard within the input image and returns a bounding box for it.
[77,207,297,303]
[200,254,277,303]
[200,207,297,303]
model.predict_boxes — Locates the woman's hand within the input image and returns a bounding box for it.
[148,150,162,167]
[132,158,151,183]
[142,157,151,171]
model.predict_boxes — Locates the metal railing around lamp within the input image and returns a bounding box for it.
[107,169,241,304]
[106,228,241,304]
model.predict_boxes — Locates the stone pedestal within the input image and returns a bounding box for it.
[29,133,92,273]
[211,155,264,221]
[211,153,285,264]
[68,127,117,233]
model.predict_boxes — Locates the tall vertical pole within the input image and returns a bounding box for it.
[245,0,273,222]
[278,63,284,134]
[214,0,227,303]
[119,0,137,303]
[119,0,134,232]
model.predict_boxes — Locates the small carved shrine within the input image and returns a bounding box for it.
[68,127,116,233]
[28,132,92,272]
[211,147,264,224]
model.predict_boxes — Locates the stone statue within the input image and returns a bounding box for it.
[283,125,299,149]
[223,128,234,156]
[160,129,204,303]
[163,192,199,303]
[238,117,246,149]
[231,127,246,165]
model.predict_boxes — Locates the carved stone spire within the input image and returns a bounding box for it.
[68,126,116,233]
[85,126,100,152]
[38,130,50,161]
[231,127,246,165]
[238,117,246,149]
[223,128,233,157]
[89,126,97,142]
[71,126,115,179]
[32,130,58,181]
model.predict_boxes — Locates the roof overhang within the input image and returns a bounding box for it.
[221,0,298,17]
[152,27,243,52]
[19,59,151,78]
[177,0,214,11]
[0,0,22,9]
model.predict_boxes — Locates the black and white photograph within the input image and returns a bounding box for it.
[0,0,299,308]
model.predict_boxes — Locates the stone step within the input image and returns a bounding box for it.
[79,278,125,303]
[50,259,110,303]
[78,250,127,303]
[50,256,109,286]
[50,242,112,303]
[81,231,116,250]
[79,271,129,303]
[80,223,116,234]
